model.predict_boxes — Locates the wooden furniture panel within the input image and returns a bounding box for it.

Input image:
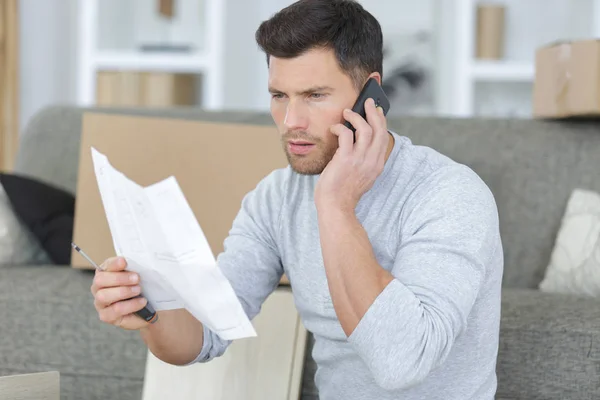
[0,0,19,171]
[142,287,307,400]
[0,371,59,400]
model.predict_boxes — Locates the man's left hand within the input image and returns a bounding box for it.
[315,97,389,213]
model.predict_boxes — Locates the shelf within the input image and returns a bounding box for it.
[471,61,535,82]
[94,51,210,73]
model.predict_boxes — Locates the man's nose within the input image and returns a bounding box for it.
[284,101,308,131]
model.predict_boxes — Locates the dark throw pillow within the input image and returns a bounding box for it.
[0,173,75,265]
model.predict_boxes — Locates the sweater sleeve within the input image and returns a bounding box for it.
[347,165,501,391]
[188,168,288,364]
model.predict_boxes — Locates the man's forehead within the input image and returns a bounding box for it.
[268,75,334,91]
[268,52,345,91]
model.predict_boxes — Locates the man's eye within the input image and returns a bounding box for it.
[310,93,325,99]
[272,93,285,99]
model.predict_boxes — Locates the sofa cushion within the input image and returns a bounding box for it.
[540,188,600,296]
[0,265,147,400]
[0,173,75,265]
[497,288,600,399]
[0,185,50,266]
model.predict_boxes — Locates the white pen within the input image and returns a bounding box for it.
[71,242,102,270]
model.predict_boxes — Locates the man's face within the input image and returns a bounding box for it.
[268,48,360,175]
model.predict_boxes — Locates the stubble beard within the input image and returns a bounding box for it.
[281,134,338,175]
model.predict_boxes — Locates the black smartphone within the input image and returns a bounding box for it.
[343,77,391,141]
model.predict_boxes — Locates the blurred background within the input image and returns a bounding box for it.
[2,0,599,163]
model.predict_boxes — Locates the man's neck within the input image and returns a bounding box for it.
[384,131,395,162]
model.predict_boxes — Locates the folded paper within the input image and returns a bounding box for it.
[91,147,256,340]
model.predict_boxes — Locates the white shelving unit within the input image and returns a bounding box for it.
[471,60,534,82]
[94,52,212,73]
[438,0,600,118]
[75,0,226,110]
[439,0,538,117]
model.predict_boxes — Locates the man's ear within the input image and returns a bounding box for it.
[367,72,382,86]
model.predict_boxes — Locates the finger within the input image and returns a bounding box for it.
[98,296,148,326]
[92,258,125,295]
[330,123,354,155]
[92,270,140,296]
[365,100,389,158]
[101,256,128,272]
[365,98,385,135]
[343,106,373,151]
[95,285,142,309]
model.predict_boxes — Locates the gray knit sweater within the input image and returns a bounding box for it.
[192,132,503,400]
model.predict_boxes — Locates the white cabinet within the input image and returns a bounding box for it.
[141,287,307,400]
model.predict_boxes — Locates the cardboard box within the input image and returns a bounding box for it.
[533,39,600,118]
[158,0,175,18]
[71,112,290,284]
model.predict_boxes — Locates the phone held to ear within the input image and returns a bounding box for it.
[344,77,391,142]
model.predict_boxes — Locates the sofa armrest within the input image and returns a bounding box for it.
[0,265,147,400]
[497,288,600,400]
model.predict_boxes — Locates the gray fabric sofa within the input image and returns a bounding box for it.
[2,105,600,400]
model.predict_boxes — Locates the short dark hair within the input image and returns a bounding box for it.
[255,0,383,90]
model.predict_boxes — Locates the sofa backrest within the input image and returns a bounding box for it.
[14,105,600,289]
[394,117,600,289]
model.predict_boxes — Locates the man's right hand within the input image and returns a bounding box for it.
[91,256,205,365]
[91,257,150,330]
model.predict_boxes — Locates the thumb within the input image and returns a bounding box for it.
[101,256,128,272]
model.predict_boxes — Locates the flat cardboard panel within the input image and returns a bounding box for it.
[71,112,289,284]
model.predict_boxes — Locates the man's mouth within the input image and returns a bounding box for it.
[288,140,316,155]
[290,140,313,146]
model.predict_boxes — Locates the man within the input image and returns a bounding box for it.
[91,0,504,398]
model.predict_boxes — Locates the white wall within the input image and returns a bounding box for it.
[96,0,136,50]
[494,0,593,61]
[19,0,78,132]
[220,0,273,111]
[251,0,296,111]
[97,0,205,51]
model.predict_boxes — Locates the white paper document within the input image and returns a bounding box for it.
[90,147,257,340]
